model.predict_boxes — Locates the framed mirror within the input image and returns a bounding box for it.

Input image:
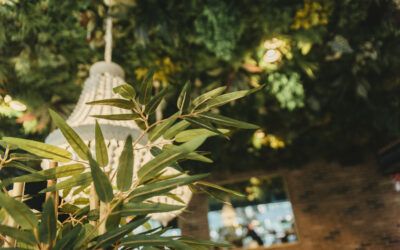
[208,175,298,249]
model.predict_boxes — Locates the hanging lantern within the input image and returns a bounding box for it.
[42,15,192,225]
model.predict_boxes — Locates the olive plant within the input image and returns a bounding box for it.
[0,72,262,249]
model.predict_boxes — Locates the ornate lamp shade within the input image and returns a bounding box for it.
[43,61,192,225]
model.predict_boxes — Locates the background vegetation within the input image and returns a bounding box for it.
[1,0,400,172]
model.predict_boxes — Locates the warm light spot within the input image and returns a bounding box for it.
[252,129,285,149]
[263,49,282,63]
[263,38,285,50]
[254,130,266,139]
[4,94,12,103]
[9,100,27,112]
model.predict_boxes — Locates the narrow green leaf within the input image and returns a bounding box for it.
[0,225,37,245]
[6,163,85,184]
[195,90,247,111]
[53,225,83,250]
[95,121,108,167]
[194,86,266,112]
[175,128,229,143]
[165,193,186,204]
[196,181,244,197]
[197,186,228,203]
[59,204,79,214]
[145,87,169,115]
[9,153,42,161]
[72,223,97,249]
[150,147,182,171]
[105,201,122,231]
[192,86,227,107]
[88,154,114,203]
[49,109,90,160]
[92,113,140,121]
[113,84,136,99]
[74,205,90,218]
[199,112,259,129]
[186,152,213,163]
[185,117,225,137]
[163,120,190,140]
[94,216,149,249]
[0,192,38,230]
[137,152,183,184]
[39,197,57,244]
[117,203,184,217]
[247,84,266,94]
[86,99,134,109]
[129,174,209,202]
[177,81,191,114]
[139,68,155,105]
[1,137,71,162]
[0,141,17,150]
[40,172,92,193]
[148,115,177,142]
[149,146,162,156]
[3,161,37,173]
[117,136,134,191]
[137,135,207,184]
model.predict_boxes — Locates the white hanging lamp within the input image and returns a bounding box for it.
[42,13,192,225]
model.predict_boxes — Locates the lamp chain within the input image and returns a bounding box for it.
[104,16,113,63]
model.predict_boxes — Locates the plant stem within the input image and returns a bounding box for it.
[99,202,108,234]
[89,184,99,227]
[4,182,25,247]
[46,161,58,217]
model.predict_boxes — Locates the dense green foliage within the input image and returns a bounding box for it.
[1,0,400,169]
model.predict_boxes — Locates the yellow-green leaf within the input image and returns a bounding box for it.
[117,203,184,217]
[86,99,134,110]
[163,120,191,140]
[128,174,209,202]
[94,216,149,249]
[137,136,207,183]
[184,117,225,137]
[195,86,264,112]
[0,192,38,230]
[113,84,136,99]
[6,163,85,184]
[177,81,191,114]
[175,128,229,143]
[192,86,226,108]
[139,68,155,105]
[196,181,244,197]
[0,225,37,245]
[41,172,92,193]
[49,109,90,160]
[1,137,71,162]
[117,136,134,191]
[88,155,114,203]
[145,87,170,115]
[39,197,57,244]
[148,115,177,142]
[199,112,259,129]
[92,114,140,121]
[95,121,108,167]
